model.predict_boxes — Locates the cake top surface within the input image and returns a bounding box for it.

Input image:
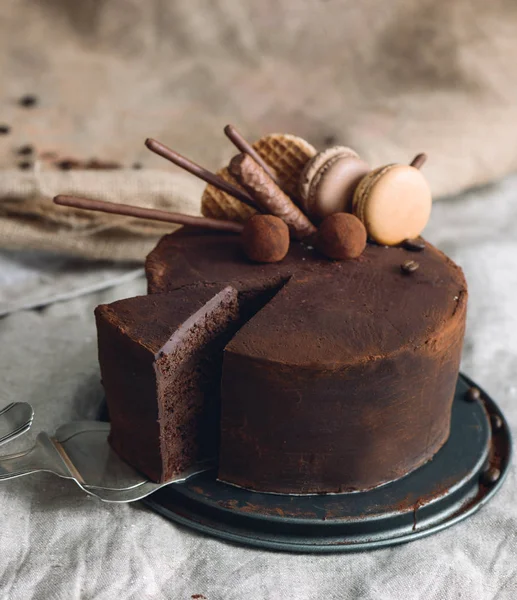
[146,230,467,367]
[226,244,466,366]
[146,228,327,294]
[95,286,237,356]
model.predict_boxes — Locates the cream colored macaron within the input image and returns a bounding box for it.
[353,164,432,245]
[299,147,370,222]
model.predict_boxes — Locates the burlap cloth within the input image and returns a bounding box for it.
[2,0,517,261]
[0,169,203,261]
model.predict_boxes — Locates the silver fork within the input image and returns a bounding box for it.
[0,420,213,503]
[0,403,34,447]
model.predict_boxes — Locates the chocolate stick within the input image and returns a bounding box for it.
[224,124,279,183]
[53,195,244,234]
[145,138,257,210]
[410,153,427,169]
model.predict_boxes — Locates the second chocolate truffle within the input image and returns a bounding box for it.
[316,213,367,260]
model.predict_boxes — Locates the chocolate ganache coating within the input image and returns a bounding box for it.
[146,229,467,494]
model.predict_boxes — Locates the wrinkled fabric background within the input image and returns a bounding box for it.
[1,0,517,598]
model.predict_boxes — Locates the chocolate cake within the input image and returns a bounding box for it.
[95,287,240,483]
[85,128,467,496]
[145,229,467,493]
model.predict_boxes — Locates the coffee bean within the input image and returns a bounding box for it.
[465,386,481,402]
[403,238,425,252]
[0,124,10,135]
[17,144,34,155]
[481,466,501,485]
[401,260,419,274]
[18,161,32,170]
[490,414,503,430]
[19,94,38,108]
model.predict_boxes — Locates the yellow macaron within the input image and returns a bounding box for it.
[353,164,432,245]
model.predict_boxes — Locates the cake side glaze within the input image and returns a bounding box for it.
[219,275,466,493]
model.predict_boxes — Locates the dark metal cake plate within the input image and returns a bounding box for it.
[143,374,511,552]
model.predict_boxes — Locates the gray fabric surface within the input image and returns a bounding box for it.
[0,180,516,599]
[0,249,143,317]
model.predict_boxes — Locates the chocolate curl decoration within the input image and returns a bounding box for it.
[229,153,317,241]
[410,153,427,169]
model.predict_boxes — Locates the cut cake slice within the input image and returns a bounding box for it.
[95,286,239,483]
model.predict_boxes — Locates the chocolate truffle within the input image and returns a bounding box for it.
[315,212,367,260]
[241,214,290,263]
